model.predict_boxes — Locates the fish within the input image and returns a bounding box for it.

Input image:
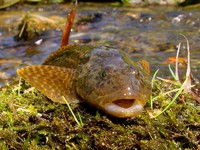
[17,44,152,118]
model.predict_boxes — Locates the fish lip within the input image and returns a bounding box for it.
[103,101,143,118]
[101,96,144,118]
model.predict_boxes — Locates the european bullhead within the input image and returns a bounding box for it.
[17,44,152,118]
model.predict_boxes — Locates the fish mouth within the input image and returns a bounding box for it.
[113,99,136,108]
[103,98,143,118]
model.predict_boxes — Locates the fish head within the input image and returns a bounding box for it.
[76,47,151,118]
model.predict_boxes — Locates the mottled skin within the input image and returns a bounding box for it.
[17,44,151,118]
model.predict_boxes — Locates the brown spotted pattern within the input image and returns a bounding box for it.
[17,65,77,103]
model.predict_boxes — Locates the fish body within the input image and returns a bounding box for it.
[17,44,151,118]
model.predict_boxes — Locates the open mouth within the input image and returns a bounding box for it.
[113,99,135,108]
[103,98,143,118]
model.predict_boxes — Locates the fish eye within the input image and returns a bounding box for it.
[100,70,106,79]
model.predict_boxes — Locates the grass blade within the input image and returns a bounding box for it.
[62,96,82,127]
[152,78,188,118]
[150,69,159,109]
[168,65,177,80]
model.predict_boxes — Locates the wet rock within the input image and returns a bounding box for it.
[16,14,65,41]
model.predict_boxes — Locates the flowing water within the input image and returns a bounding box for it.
[0,3,200,87]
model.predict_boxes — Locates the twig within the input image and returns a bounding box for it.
[60,0,77,47]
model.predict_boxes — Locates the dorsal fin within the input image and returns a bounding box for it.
[17,65,79,104]
[43,44,96,68]
[43,44,79,65]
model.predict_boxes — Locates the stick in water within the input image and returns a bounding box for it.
[60,0,77,47]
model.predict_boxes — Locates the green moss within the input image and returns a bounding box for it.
[0,79,199,149]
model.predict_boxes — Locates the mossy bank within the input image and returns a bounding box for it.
[0,78,199,149]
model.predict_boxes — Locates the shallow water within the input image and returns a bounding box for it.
[0,3,200,87]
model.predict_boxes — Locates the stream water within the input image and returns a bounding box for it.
[0,3,199,87]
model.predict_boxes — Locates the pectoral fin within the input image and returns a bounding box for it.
[138,60,150,76]
[17,65,78,104]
